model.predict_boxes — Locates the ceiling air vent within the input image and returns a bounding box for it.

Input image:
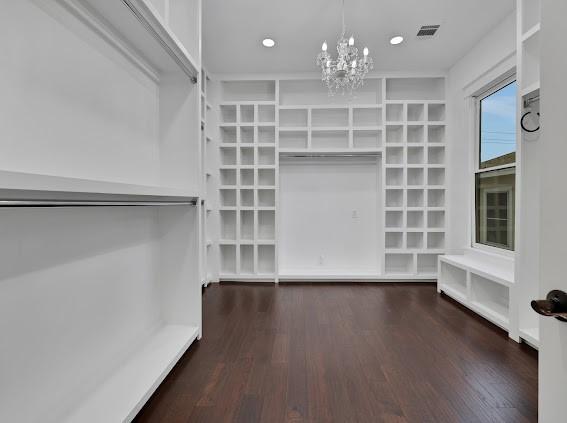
[417,25,440,38]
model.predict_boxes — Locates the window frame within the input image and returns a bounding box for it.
[472,75,517,255]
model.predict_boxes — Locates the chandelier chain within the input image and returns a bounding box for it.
[341,0,345,37]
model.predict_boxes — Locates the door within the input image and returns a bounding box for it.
[539,1,567,421]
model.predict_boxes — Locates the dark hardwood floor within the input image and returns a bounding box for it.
[135,283,538,423]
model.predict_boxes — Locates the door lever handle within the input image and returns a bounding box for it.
[531,290,567,322]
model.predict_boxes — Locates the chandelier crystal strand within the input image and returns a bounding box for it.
[316,0,373,95]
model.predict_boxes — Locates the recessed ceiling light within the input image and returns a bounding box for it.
[390,35,404,45]
[262,38,276,48]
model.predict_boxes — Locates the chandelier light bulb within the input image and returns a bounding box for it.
[262,38,275,48]
[348,36,354,46]
[363,47,369,56]
[390,35,404,45]
[322,41,328,52]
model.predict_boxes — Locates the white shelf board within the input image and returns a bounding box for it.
[74,0,199,81]
[520,327,540,348]
[277,274,436,281]
[279,127,309,132]
[401,249,445,254]
[469,300,509,329]
[522,23,541,42]
[219,239,237,245]
[440,285,509,330]
[385,100,446,105]
[440,254,514,287]
[377,274,437,281]
[219,274,276,281]
[0,170,197,202]
[64,325,199,423]
[439,283,467,303]
[352,126,384,131]
[256,240,277,245]
[279,271,380,280]
[349,104,383,109]
[310,126,350,131]
[219,101,276,106]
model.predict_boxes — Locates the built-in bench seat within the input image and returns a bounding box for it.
[438,249,515,335]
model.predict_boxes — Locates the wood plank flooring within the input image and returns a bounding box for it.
[135,283,538,423]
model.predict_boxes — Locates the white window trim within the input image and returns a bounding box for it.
[471,74,517,257]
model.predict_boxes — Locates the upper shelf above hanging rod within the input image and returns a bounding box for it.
[0,170,199,205]
[59,0,199,83]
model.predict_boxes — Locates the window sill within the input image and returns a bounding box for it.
[471,243,515,260]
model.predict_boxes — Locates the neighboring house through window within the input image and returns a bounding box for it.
[474,78,517,251]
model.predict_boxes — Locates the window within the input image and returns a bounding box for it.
[474,78,516,250]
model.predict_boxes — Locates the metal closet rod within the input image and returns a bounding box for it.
[281,153,380,158]
[0,200,198,208]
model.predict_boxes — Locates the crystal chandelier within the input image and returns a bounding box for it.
[316,0,373,95]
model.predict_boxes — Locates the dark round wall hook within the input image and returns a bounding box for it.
[521,111,540,133]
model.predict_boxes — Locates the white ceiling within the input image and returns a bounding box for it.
[203,0,515,75]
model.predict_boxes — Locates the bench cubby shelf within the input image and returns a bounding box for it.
[438,251,515,332]
[213,76,446,281]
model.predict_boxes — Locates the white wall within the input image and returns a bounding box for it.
[446,13,517,252]
[279,157,380,276]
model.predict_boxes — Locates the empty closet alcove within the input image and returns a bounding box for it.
[279,155,381,278]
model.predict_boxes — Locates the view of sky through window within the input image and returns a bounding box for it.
[480,81,517,166]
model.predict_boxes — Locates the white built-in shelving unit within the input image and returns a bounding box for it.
[217,81,278,280]
[212,76,447,281]
[383,77,447,278]
[439,251,515,331]
[515,0,541,348]
[0,0,203,421]
[201,68,220,286]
